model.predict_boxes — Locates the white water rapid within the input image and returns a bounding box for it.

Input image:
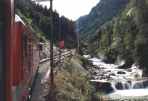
[84,55,148,99]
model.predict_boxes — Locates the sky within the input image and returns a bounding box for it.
[37,0,100,20]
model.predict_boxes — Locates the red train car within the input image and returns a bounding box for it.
[1,0,40,100]
[12,15,40,101]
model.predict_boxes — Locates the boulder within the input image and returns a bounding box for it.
[117,71,126,74]
[91,80,114,93]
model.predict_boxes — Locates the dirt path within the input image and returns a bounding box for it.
[31,61,50,101]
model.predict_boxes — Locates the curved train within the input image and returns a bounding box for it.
[0,0,41,101]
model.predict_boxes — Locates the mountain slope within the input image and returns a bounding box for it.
[16,0,77,48]
[76,0,129,40]
[80,0,148,75]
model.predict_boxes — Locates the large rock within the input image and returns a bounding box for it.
[133,79,148,89]
[91,80,114,93]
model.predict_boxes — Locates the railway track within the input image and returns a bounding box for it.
[40,50,72,62]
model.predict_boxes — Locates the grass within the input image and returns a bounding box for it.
[45,56,110,101]
[48,56,94,101]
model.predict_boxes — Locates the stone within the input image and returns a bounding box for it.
[115,82,123,90]
[91,80,114,93]
[117,71,126,74]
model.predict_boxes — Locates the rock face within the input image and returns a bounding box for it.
[40,42,50,59]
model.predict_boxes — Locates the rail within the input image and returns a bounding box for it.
[39,50,72,64]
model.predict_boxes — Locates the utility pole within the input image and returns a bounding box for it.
[76,32,80,54]
[49,0,54,87]
[58,18,61,63]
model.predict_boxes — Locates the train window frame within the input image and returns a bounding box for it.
[0,0,5,100]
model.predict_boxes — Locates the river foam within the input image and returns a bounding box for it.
[109,89,148,97]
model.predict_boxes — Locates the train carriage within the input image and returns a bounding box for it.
[12,15,40,101]
[0,0,41,100]
[1,0,67,100]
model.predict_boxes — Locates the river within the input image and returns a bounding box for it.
[83,55,148,100]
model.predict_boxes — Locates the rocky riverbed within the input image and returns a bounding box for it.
[83,55,148,100]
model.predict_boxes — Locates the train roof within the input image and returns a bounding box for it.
[15,14,40,42]
[15,14,25,25]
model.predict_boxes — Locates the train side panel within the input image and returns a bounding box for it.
[13,22,24,86]
[13,16,40,101]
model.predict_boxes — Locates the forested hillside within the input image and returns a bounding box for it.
[16,0,77,48]
[78,0,148,76]
[76,0,129,40]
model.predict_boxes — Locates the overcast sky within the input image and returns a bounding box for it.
[37,0,100,20]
